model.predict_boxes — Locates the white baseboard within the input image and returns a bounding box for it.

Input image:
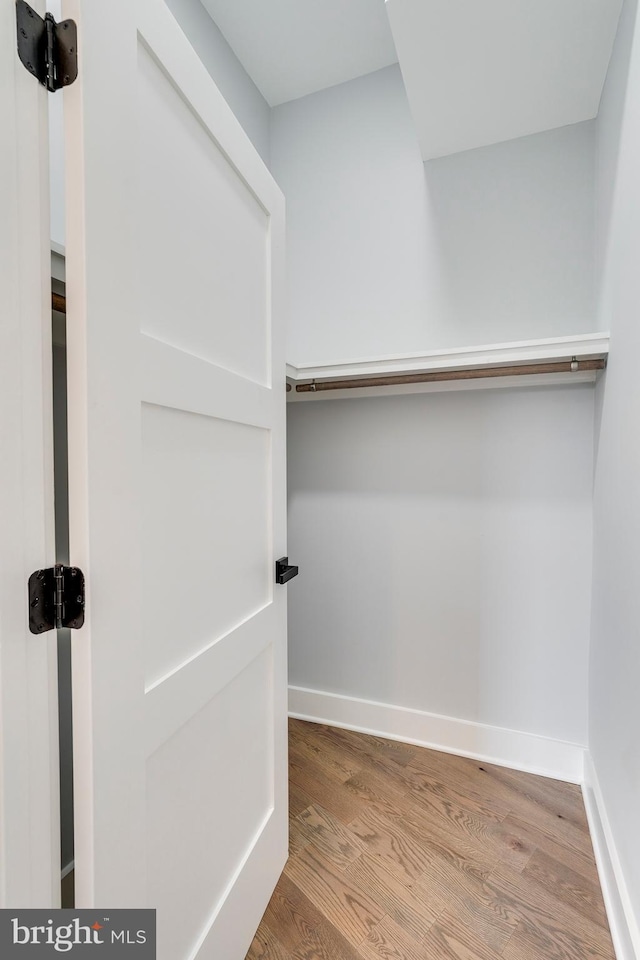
[582,754,640,960]
[288,685,585,784]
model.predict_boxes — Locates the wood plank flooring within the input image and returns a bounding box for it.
[245,720,615,960]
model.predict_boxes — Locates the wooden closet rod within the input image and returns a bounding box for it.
[52,292,66,314]
[295,358,605,392]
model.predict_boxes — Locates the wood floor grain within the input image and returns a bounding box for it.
[245,720,615,960]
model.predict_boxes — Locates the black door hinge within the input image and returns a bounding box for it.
[16,0,78,92]
[28,565,85,634]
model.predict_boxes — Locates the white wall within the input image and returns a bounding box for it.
[287,385,594,747]
[271,65,597,366]
[590,0,640,951]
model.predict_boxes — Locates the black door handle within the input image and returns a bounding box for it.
[275,557,299,585]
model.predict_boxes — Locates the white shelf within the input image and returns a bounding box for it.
[286,332,609,401]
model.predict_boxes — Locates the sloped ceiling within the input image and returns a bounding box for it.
[201,0,622,160]
[387,0,623,159]
[200,0,398,106]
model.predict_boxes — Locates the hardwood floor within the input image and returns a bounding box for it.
[245,719,615,960]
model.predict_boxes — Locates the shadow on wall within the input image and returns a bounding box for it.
[592,0,638,485]
[286,387,594,746]
[596,0,638,314]
[270,63,598,365]
[424,121,596,348]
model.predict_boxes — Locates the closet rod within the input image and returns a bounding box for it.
[52,292,66,314]
[295,358,606,392]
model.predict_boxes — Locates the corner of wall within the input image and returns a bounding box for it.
[582,753,640,960]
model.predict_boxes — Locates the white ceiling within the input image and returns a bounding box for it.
[386,0,623,160]
[200,0,622,158]
[199,0,398,106]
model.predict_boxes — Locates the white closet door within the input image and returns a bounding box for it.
[63,1,288,957]
[0,0,60,908]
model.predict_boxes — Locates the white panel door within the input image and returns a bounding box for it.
[0,0,60,908]
[63,1,288,957]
